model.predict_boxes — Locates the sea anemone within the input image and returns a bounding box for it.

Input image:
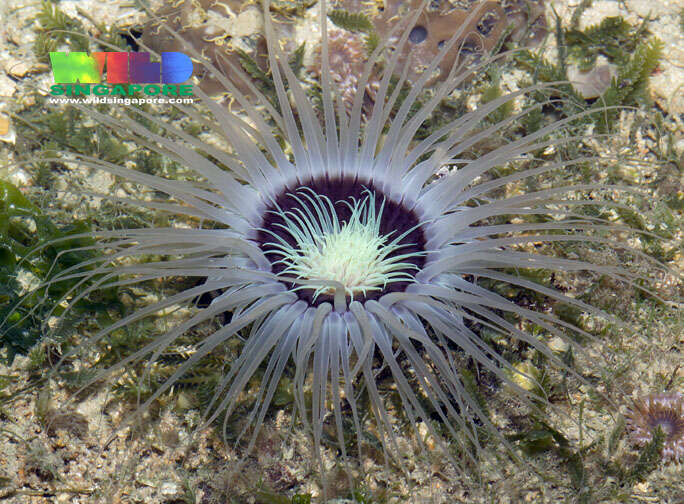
[309,28,380,117]
[626,392,684,462]
[3,0,673,483]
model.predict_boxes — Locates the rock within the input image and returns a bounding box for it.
[4,57,32,78]
[0,114,15,144]
[644,14,684,114]
[0,115,10,134]
[0,73,16,97]
[627,0,680,18]
[159,480,179,496]
[568,60,617,99]
[577,1,627,29]
[651,70,684,115]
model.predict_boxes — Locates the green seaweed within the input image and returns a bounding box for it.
[565,16,649,70]
[480,68,513,124]
[602,37,663,108]
[255,491,312,504]
[624,427,665,485]
[508,412,668,503]
[15,103,131,167]
[33,1,90,63]
[328,9,375,34]
[327,8,379,54]
[0,179,122,363]
[514,11,663,133]
[289,42,307,78]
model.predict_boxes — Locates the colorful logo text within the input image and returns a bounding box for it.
[49,52,193,84]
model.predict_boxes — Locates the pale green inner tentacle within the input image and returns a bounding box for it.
[262,187,425,302]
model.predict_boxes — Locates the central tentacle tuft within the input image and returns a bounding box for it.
[256,177,427,305]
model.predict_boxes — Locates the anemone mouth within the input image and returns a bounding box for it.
[255,175,427,306]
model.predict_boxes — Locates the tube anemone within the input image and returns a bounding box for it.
[3,0,677,484]
[626,393,684,461]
